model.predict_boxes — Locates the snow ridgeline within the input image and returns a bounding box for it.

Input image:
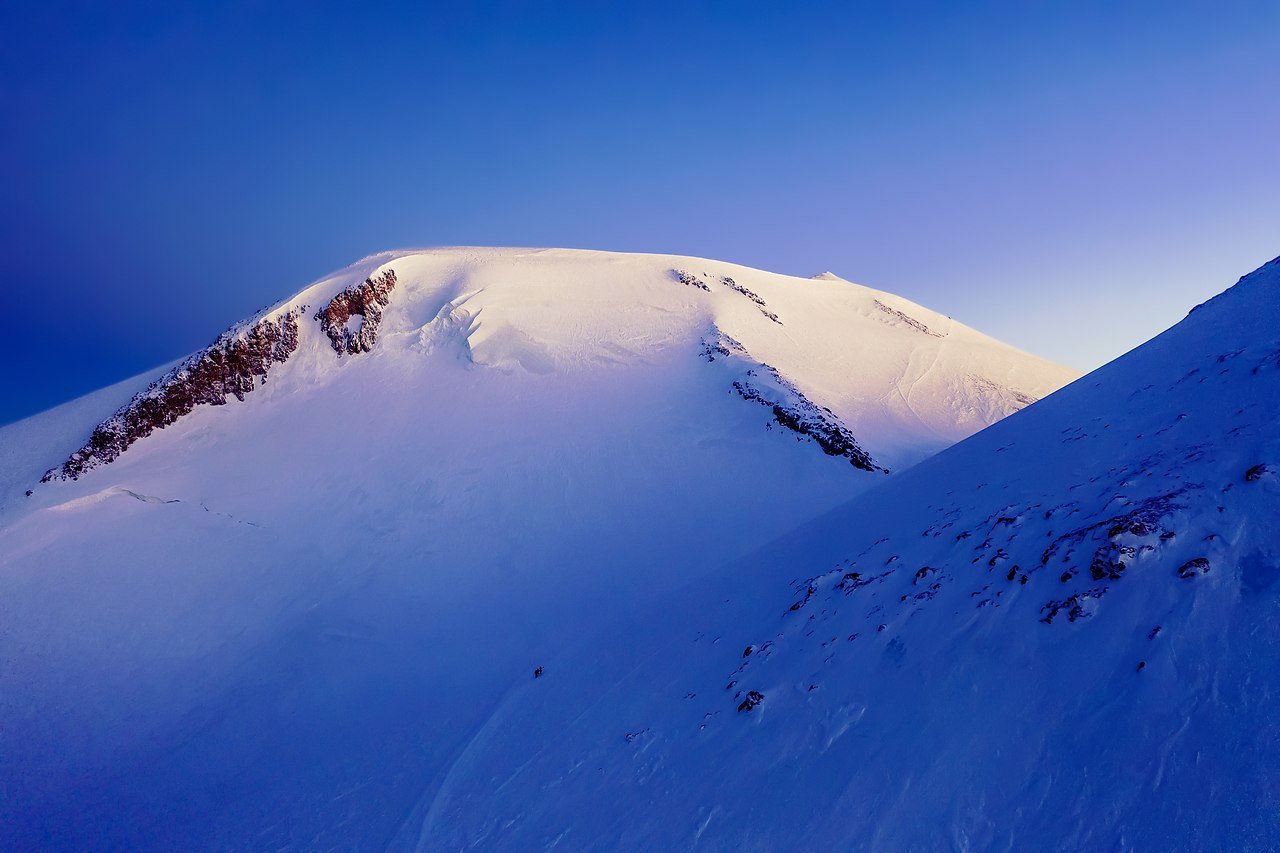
[34,248,1072,486]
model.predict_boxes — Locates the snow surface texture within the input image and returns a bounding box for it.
[0,248,1071,849]
[424,256,1280,849]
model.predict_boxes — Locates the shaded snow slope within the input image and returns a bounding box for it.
[0,248,1071,849]
[423,256,1280,850]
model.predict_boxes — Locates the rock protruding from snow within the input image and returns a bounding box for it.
[42,311,302,482]
[701,330,884,473]
[315,269,397,355]
[42,269,400,481]
[873,298,944,337]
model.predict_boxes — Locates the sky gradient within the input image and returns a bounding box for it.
[2,1,1278,424]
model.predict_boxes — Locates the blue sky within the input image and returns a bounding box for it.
[2,1,1278,423]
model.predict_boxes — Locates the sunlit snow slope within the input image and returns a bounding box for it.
[0,248,1071,848]
[424,256,1280,850]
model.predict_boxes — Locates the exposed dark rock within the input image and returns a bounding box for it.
[873,299,943,337]
[737,690,764,713]
[837,570,890,593]
[1245,463,1269,482]
[1040,491,1184,568]
[720,276,782,324]
[43,310,302,482]
[913,581,942,602]
[315,269,398,355]
[1108,519,1151,538]
[699,333,746,363]
[672,269,711,292]
[1041,588,1107,624]
[534,666,545,679]
[1090,544,1135,581]
[1177,557,1211,579]
[702,329,884,473]
[788,585,817,612]
[733,377,883,472]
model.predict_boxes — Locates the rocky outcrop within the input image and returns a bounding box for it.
[701,330,884,473]
[1177,557,1211,579]
[672,269,711,292]
[671,270,782,323]
[734,375,884,472]
[43,311,301,482]
[315,270,398,355]
[874,299,943,337]
[44,268,401,482]
[720,276,782,324]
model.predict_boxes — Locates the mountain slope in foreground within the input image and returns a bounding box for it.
[0,248,1072,848]
[423,256,1280,850]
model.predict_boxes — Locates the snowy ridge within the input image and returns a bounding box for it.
[24,247,1073,491]
[420,255,1280,849]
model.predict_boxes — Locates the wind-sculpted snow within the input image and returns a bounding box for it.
[421,255,1280,849]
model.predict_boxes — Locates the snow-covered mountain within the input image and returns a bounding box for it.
[422,255,1280,849]
[0,248,1072,848]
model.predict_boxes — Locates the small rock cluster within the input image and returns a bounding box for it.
[873,299,943,337]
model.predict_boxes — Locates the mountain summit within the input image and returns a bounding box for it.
[21,247,1070,491]
[0,247,1075,848]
